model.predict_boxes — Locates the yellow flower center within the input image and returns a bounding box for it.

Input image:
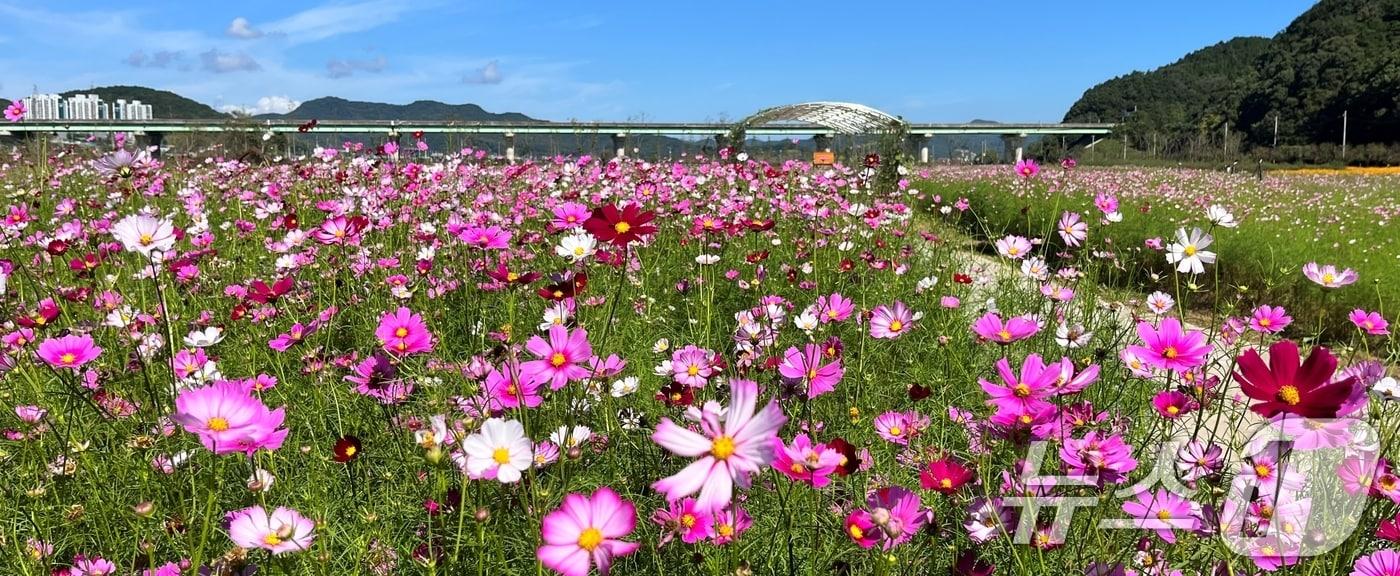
[1322,273,1335,284]
[1013,383,1032,398]
[550,353,567,367]
[1259,318,1271,327]
[577,527,604,551]
[60,353,76,365]
[718,524,734,537]
[687,364,700,376]
[573,246,585,256]
[394,327,409,338]
[888,320,903,332]
[507,272,519,281]
[711,435,736,459]
[1183,245,1196,256]
[1277,385,1301,406]
[940,478,953,489]
[1254,464,1272,478]
[848,525,864,539]
[613,222,631,234]
[807,369,818,381]
[1166,406,1180,415]
[263,533,283,546]
[492,447,511,465]
[343,445,357,458]
[1156,509,1172,521]
[681,514,696,527]
[790,462,806,474]
[888,426,903,437]
[1162,346,1178,359]
[1007,247,1020,255]
[207,417,229,432]
[998,329,1011,341]
[827,310,839,319]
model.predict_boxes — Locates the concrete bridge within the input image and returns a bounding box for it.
[1,102,1113,162]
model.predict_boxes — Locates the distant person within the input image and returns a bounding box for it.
[1255,159,1264,181]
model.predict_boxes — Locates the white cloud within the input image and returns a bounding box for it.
[264,0,433,44]
[226,17,263,39]
[219,95,301,116]
[201,49,260,73]
[326,56,387,79]
[462,60,502,85]
[125,49,186,69]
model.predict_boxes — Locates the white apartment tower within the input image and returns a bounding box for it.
[20,93,154,120]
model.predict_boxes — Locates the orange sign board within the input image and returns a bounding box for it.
[812,151,835,165]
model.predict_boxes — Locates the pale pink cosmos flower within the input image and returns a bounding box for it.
[69,555,117,575]
[995,235,1033,259]
[777,343,842,399]
[670,345,715,388]
[816,292,854,323]
[1350,309,1389,335]
[522,324,594,390]
[873,411,913,445]
[457,224,512,250]
[970,312,1039,345]
[1121,489,1198,543]
[537,487,639,576]
[111,214,176,256]
[1302,262,1357,288]
[1057,212,1087,247]
[651,378,787,512]
[869,301,914,339]
[771,434,841,487]
[37,334,102,369]
[228,505,316,555]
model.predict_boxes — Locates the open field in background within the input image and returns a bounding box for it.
[0,144,1395,575]
[917,165,1400,342]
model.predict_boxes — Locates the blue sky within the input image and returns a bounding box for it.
[0,1,1317,121]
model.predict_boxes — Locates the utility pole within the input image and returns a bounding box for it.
[1341,110,1348,160]
[1272,113,1279,147]
[1223,122,1229,158]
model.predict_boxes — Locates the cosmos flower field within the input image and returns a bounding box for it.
[0,143,1397,576]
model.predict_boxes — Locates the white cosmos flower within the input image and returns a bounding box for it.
[1372,377,1400,401]
[1165,227,1216,275]
[182,326,224,348]
[1105,211,1123,223]
[247,468,275,493]
[610,377,640,398]
[793,311,819,331]
[111,214,176,256]
[1145,291,1175,315]
[555,232,597,263]
[458,418,532,483]
[652,338,670,354]
[915,276,938,293]
[104,306,138,328]
[1021,257,1049,281]
[538,302,570,331]
[1054,323,1093,348]
[653,360,673,377]
[696,254,720,265]
[1206,205,1238,228]
[549,425,592,449]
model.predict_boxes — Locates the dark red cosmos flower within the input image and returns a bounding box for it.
[297,119,318,132]
[537,281,574,301]
[908,383,931,401]
[582,204,656,246]
[863,153,880,168]
[333,435,362,462]
[744,218,774,232]
[282,213,299,230]
[920,457,975,494]
[1235,340,1356,418]
[656,382,693,407]
[951,551,995,576]
[247,277,294,304]
[954,273,973,284]
[827,437,862,476]
[1377,514,1400,542]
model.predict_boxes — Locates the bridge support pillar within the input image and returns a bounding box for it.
[714,133,730,154]
[1001,134,1026,164]
[613,133,628,159]
[147,132,165,159]
[813,133,832,153]
[504,132,516,163]
[907,133,932,163]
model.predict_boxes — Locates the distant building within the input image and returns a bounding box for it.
[20,93,153,120]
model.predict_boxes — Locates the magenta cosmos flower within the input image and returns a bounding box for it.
[37,334,102,369]
[537,487,640,576]
[771,434,841,487]
[4,99,25,122]
[1249,305,1292,334]
[522,324,594,390]
[1350,309,1390,335]
[816,292,854,323]
[228,505,316,555]
[1353,549,1400,576]
[1303,262,1357,288]
[979,354,1059,423]
[652,497,713,545]
[375,307,434,356]
[777,343,843,399]
[971,312,1039,345]
[652,378,787,512]
[862,486,926,549]
[1014,159,1039,178]
[1124,317,1210,373]
[457,224,512,250]
[172,381,289,455]
[1121,489,1198,543]
[869,301,914,339]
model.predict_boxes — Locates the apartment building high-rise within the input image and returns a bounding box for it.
[20,93,154,120]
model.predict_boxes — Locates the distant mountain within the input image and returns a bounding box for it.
[61,85,227,119]
[1064,37,1271,133]
[260,96,536,123]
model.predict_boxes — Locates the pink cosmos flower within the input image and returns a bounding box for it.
[486,360,544,409]
[228,505,316,555]
[979,355,1059,423]
[994,235,1033,259]
[375,307,434,356]
[1151,390,1197,419]
[777,343,842,399]
[111,214,177,256]
[1013,159,1039,178]
[1350,309,1390,335]
[971,312,1039,345]
[4,99,25,122]
[1061,431,1137,485]
[816,292,854,323]
[710,506,752,545]
[345,352,413,404]
[1121,489,1198,543]
[311,214,368,245]
[845,510,879,548]
[670,345,715,388]
[172,381,289,455]
[268,322,314,352]
[1057,212,1087,247]
[457,224,512,250]
[772,434,841,487]
[651,498,713,545]
[869,301,914,339]
[522,324,594,390]
[1249,305,1292,334]
[537,487,639,576]
[551,202,590,231]
[1303,262,1357,288]
[1124,317,1210,373]
[873,411,913,445]
[863,486,925,549]
[70,555,116,575]
[37,334,102,369]
[651,378,787,512]
[1352,549,1400,576]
